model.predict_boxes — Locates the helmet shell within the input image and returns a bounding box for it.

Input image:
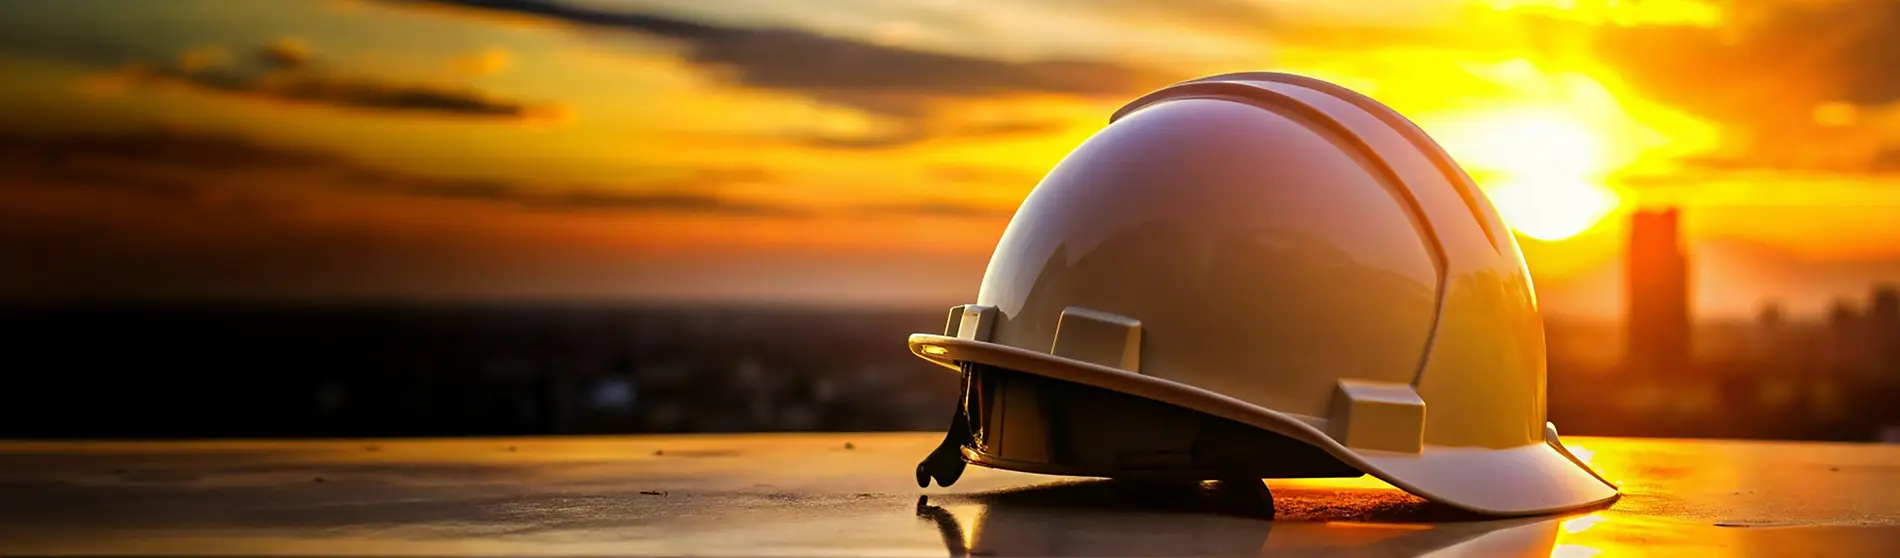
[910,72,1614,516]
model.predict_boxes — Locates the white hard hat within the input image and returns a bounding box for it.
[909,72,1618,516]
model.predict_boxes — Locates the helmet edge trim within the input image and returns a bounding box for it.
[910,333,1620,516]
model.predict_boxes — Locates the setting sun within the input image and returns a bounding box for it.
[1489,176,1621,241]
[1435,108,1622,241]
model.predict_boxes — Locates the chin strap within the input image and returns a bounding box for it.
[915,367,972,488]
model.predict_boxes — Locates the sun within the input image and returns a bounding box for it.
[1486,176,1620,241]
[1434,108,1622,241]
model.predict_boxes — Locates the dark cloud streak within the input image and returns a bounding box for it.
[343,167,801,216]
[94,42,560,120]
[0,129,789,217]
[741,118,1070,152]
[402,0,1177,116]
[0,129,1014,219]
[858,199,1016,220]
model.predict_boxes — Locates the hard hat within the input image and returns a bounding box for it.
[908,72,1618,516]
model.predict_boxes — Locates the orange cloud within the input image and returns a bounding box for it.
[399,0,1181,116]
[448,47,511,76]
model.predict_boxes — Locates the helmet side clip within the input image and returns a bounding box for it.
[916,305,996,487]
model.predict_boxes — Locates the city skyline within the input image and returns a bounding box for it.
[5,1,1900,319]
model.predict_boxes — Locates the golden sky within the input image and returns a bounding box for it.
[3,0,1900,319]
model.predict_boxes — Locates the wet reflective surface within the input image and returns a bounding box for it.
[1,433,1897,556]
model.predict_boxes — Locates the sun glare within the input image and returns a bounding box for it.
[1436,109,1622,241]
[1488,176,1620,241]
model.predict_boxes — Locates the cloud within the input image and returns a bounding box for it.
[261,37,314,70]
[1039,0,1467,49]
[931,164,1045,187]
[859,199,1017,220]
[2,153,204,205]
[0,128,1012,222]
[901,200,1016,219]
[1050,0,1276,35]
[1591,1,1900,173]
[1666,148,1900,177]
[728,117,1071,152]
[448,47,512,75]
[783,130,931,151]
[382,0,1487,153]
[0,129,1007,301]
[1,128,344,169]
[90,41,562,120]
[950,119,1070,139]
[400,0,1179,115]
[0,128,792,217]
[343,166,799,216]
[0,130,333,211]
[1594,4,1900,123]
[177,46,231,72]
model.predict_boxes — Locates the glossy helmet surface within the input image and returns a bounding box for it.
[909,72,1617,516]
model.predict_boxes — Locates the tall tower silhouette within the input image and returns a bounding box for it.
[1626,208,1690,372]
[1868,284,1900,376]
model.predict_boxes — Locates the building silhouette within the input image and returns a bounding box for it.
[1749,301,1792,365]
[1870,284,1900,378]
[1626,208,1691,373]
[1825,299,1863,370]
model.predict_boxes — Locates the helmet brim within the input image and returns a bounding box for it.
[909,333,1619,517]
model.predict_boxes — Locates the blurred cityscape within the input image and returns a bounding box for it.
[0,303,961,438]
[3,209,1898,442]
[1550,208,1900,443]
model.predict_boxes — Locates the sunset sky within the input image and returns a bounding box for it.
[4,0,1900,319]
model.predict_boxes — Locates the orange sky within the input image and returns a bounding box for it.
[3,0,1900,319]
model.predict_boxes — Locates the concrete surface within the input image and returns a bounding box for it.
[1,433,1897,556]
